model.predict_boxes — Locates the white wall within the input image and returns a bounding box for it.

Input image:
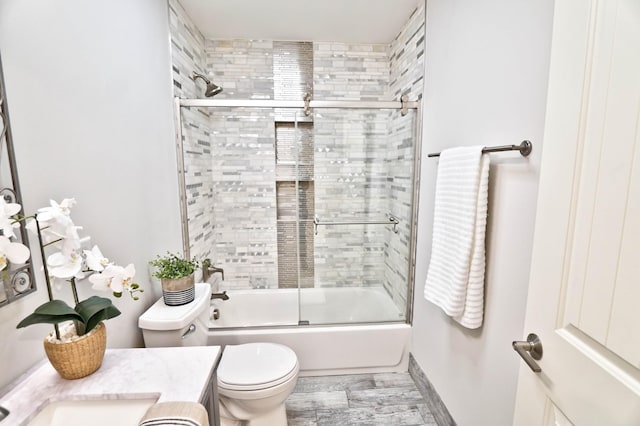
[0,0,181,389]
[412,1,554,425]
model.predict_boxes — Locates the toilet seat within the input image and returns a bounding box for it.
[218,343,299,391]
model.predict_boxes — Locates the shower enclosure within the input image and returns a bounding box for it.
[175,97,422,329]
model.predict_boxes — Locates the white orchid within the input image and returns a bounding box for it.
[35,221,83,253]
[46,250,83,279]
[36,198,76,226]
[51,224,86,256]
[89,263,136,295]
[0,235,30,271]
[28,199,86,256]
[17,198,142,341]
[33,198,141,297]
[0,198,30,271]
[0,197,22,239]
[84,245,109,272]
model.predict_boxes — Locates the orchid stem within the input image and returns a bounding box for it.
[10,214,35,224]
[34,214,60,340]
[69,278,79,306]
[42,238,63,248]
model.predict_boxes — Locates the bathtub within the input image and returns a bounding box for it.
[207,286,411,376]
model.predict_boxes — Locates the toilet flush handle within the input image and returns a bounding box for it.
[182,324,197,339]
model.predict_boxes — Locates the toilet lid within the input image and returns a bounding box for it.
[217,343,298,391]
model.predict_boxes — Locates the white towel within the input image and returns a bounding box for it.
[424,146,489,329]
[138,402,209,426]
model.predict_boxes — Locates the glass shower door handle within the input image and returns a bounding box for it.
[512,333,543,373]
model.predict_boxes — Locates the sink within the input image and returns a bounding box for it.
[28,398,157,426]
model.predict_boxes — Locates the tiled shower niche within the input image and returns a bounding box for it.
[276,122,315,289]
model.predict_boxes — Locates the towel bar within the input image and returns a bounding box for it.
[427,140,532,158]
[313,215,400,235]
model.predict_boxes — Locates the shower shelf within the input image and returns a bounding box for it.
[313,215,400,235]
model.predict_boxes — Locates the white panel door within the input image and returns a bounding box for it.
[513,0,640,424]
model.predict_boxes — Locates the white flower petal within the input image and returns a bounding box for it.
[46,250,82,279]
[84,245,107,272]
[89,271,112,292]
[25,218,39,235]
[109,276,124,293]
[2,202,21,217]
[47,252,67,267]
[59,198,76,212]
[4,242,30,264]
[123,263,136,278]
[50,262,82,279]
[0,219,18,239]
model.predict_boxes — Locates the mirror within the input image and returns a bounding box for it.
[0,53,35,306]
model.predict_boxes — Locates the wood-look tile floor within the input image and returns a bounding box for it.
[286,373,438,426]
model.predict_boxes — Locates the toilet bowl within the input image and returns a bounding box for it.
[138,283,299,426]
[217,342,299,426]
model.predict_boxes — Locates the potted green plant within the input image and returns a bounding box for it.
[7,198,142,380]
[149,252,199,306]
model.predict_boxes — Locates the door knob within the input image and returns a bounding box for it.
[512,333,543,373]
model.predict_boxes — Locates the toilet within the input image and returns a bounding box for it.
[138,283,299,426]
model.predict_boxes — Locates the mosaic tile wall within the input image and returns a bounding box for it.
[313,43,390,101]
[312,42,391,287]
[384,110,418,314]
[384,2,425,314]
[203,39,278,288]
[273,42,315,289]
[389,5,426,101]
[312,109,390,286]
[209,107,279,289]
[168,0,214,262]
[275,122,315,289]
[204,39,274,100]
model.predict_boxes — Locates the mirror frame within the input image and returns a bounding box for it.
[0,53,36,306]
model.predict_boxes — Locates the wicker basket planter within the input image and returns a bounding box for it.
[43,322,107,380]
[161,273,195,306]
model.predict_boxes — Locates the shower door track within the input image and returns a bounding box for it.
[178,98,420,111]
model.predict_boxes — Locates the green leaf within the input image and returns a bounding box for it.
[83,305,121,333]
[149,252,199,279]
[75,296,121,333]
[16,312,80,328]
[16,300,83,329]
[34,300,79,316]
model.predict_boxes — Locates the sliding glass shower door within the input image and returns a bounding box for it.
[177,100,420,328]
[296,107,418,325]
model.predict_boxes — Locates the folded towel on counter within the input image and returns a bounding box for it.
[138,401,209,426]
[424,146,489,329]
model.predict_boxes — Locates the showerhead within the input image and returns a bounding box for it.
[191,71,223,97]
[204,83,223,97]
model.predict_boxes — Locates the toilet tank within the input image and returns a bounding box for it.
[138,283,211,347]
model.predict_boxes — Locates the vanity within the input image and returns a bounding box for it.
[0,346,221,426]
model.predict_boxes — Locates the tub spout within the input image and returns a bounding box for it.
[211,291,229,301]
[202,258,224,282]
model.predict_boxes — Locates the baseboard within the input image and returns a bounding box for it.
[408,353,457,426]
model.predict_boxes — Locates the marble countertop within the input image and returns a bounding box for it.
[0,346,221,426]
